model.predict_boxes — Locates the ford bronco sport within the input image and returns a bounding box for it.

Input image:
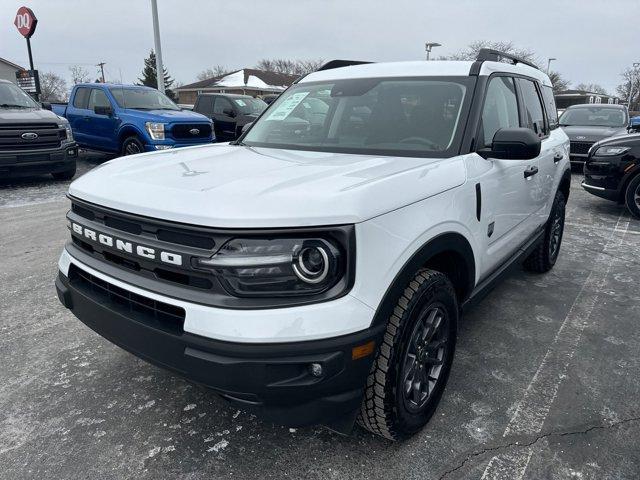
[55,49,571,440]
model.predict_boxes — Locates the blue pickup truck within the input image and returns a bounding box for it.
[53,83,214,155]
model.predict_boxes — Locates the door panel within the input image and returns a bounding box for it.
[212,97,237,141]
[86,89,118,152]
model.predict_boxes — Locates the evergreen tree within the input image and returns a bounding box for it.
[137,50,176,100]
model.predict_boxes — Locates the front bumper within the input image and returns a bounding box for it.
[143,138,215,152]
[0,143,78,176]
[55,258,383,429]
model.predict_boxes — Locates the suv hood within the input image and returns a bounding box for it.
[0,107,62,124]
[122,108,210,123]
[69,145,466,228]
[561,125,628,142]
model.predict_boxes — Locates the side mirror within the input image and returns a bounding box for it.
[223,108,236,118]
[94,105,113,116]
[478,128,541,160]
[241,122,253,134]
[41,102,52,111]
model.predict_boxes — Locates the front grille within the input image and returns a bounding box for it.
[0,122,64,151]
[570,141,594,155]
[169,123,212,140]
[68,198,222,294]
[69,264,185,334]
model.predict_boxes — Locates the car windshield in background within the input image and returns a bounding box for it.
[0,82,39,109]
[232,97,267,115]
[559,107,627,127]
[109,87,179,111]
[242,77,473,157]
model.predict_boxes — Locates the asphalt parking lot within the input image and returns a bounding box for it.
[1,154,639,480]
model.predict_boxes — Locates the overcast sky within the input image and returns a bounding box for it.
[3,0,639,94]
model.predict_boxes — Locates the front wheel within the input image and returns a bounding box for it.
[121,136,144,156]
[357,269,458,440]
[624,174,640,219]
[524,190,566,273]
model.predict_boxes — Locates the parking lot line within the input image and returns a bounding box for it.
[480,211,631,480]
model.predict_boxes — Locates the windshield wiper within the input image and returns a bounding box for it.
[0,103,29,109]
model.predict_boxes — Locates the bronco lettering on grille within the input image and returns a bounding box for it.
[71,222,183,266]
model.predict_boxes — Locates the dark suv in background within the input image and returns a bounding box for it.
[559,104,629,166]
[193,93,267,141]
[0,79,77,180]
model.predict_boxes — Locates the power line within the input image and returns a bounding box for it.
[96,62,106,83]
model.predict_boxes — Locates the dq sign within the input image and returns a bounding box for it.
[14,6,38,38]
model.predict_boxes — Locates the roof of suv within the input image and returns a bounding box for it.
[300,60,551,87]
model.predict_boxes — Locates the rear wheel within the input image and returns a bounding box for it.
[51,163,76,181]
[357,269,458,440]
[121,136,144,156]
[624,174,640,219]
[524,190,566,273]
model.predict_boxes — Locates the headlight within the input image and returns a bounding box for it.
[194,237,344,297]
[145,122,166,140]
[60,123,74,142]
[594,146,630,156]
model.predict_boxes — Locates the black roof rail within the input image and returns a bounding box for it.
[475,48,539,70]
[316,60,373,72]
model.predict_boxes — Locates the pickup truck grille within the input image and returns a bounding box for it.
[569,141,594,156]
[0,122,65,151]
[169,123,212,140]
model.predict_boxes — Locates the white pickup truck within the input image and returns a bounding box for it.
[56,49,571,440]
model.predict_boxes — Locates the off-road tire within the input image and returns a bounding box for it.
[524,190,566,273]
[51,164,77,181]
[357,269,458,440]
[121,136,145,156]
[624,174,640,219]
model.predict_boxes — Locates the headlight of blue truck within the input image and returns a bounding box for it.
[145,122,166,140]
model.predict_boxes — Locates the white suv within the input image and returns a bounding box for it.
[55,49,571,440]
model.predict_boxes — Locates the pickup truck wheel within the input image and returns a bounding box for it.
[51,164,76,181]
[524,190,566,273]
[624,174,640,219]
[122,136,144,156]
[357,269,458,440]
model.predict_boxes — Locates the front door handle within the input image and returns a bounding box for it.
[524,166,539,178]
[553,153,563,163]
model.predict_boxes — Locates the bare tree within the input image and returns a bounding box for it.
[548,71,571,94]
[68,65,91,85]
[440,41,539,66]
[196,65,229,81]
[39,72,68,101]
[617,66,640,110]
[255,58,324,75]
[574,83,608,95]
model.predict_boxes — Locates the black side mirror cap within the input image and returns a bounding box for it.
[94,105,113,116]
[41,102,52,111]
[223,108,236,118]
[478,127,541,160]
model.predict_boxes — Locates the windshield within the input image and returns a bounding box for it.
[109,87,179,111]
[232,97,267,115]
[0,82,39,109]
[242,77,473,157]
[559,107,627,127]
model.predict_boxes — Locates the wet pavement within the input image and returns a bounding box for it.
[1,157,639,479]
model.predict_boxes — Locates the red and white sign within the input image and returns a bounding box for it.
[14,6,38,38]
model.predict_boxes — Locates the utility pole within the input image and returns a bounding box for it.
[425,42,442,61]
[628,62,640,110]
[150,0,165,94]
[546,57,556,74]
[97,62,106,83]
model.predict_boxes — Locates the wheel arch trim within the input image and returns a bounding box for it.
[369,232,476,327]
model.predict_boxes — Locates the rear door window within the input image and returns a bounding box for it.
[517,79,547,137]
[541,86,559,130]
[197,96,214,115]
[72,87,90,109]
